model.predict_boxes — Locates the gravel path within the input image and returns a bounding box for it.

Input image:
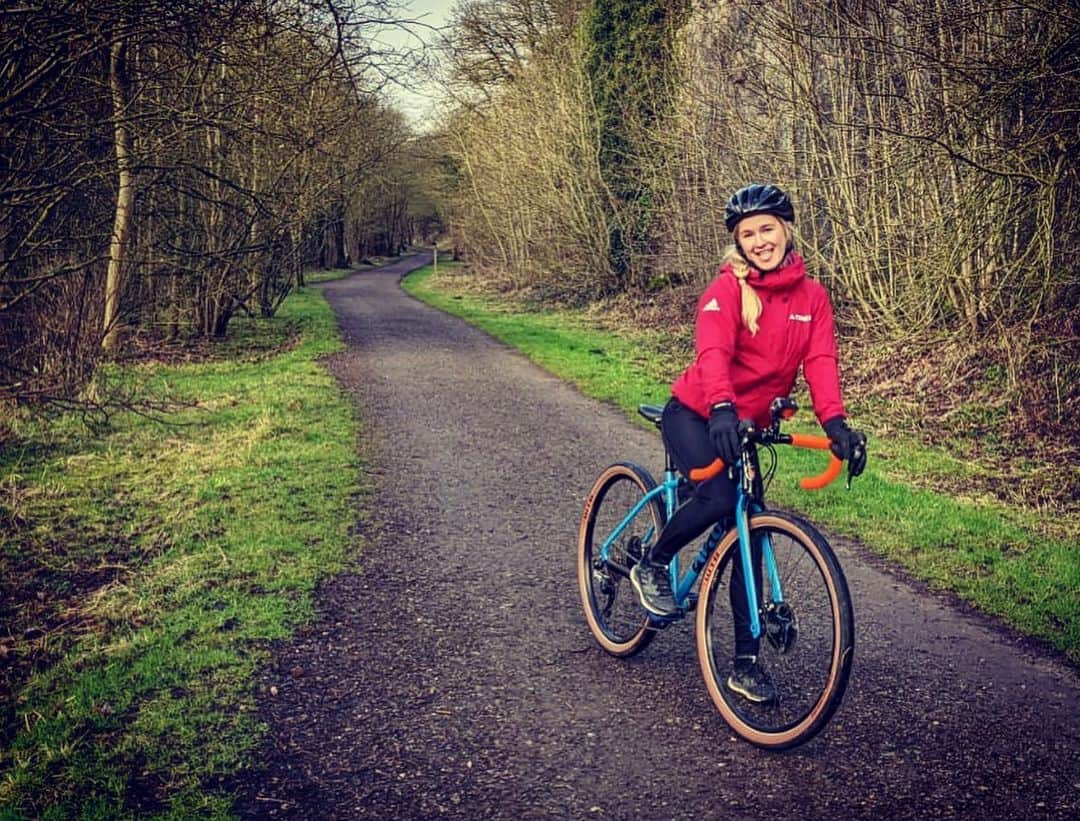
[232,255,1079,819]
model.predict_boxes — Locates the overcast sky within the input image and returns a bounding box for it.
[378,0,457,128]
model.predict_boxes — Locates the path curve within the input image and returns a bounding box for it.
[233,255,1079,819]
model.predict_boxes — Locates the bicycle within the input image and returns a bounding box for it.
[577,397,859,749]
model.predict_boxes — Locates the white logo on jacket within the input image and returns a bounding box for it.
[703,298,721,312]
[789,313,811,322]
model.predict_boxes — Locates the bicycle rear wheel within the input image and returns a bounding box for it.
[578,462,666,657]
[696,511,854,749]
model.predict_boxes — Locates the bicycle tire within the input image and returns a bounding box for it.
[577,462,666,657]
[695,511,854,749]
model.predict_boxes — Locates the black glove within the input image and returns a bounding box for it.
[824,416,868,477]
[708,402,741,467]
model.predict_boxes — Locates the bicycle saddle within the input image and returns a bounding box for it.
[638,404,664,428]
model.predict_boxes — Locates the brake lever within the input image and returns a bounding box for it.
[737,420,757,488]
[845,434,868,490]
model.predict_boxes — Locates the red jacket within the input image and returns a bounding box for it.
[671,252,845,428]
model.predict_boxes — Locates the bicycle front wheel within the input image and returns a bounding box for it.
[577,462,666,657]
[695,511,854,749]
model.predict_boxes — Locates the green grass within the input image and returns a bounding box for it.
[0,285,362,818]
[304,266,356,284]
[404,264,1080,664]
[1,258,1075,817]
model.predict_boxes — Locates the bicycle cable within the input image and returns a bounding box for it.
[760,443,778,494]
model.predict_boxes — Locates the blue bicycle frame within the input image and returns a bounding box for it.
[598,452,781,640]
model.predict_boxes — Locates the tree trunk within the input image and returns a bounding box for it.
[328,211,348,268]
[103,36,133,352]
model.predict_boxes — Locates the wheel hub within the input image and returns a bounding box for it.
[764,601,798,654]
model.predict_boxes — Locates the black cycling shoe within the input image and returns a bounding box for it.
[726,655,778,704]
[629,559,679,617]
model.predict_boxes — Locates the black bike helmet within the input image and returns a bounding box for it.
[724,184,795,233]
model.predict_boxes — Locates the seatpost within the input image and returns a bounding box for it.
[665,446,678,475]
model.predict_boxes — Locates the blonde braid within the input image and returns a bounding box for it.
[723,245,762,335]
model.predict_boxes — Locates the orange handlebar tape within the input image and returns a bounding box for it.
[800,455,843,490]
[689,458,725,483]
[791,434,841,490]
[790,433,831,450]
[687,435,842,490]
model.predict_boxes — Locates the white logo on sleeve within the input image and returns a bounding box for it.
[789,313,811,322]
[703,298,721,312]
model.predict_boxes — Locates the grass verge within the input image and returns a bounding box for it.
[0,283,360,818]
[404,264,1080,665]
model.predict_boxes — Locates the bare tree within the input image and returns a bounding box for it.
[436,0,1078,435]
[103,33,132,352]
[1,0,420,407]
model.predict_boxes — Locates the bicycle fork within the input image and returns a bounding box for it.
[663,472,782,634]
[734,496,782,640]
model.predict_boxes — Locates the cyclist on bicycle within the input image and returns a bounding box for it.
[629,183,866,703]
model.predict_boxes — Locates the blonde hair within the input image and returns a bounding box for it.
[722,220,795,336]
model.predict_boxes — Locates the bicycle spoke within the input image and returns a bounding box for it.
[696,512,853,749]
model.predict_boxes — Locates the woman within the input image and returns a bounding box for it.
[629,183,866,703]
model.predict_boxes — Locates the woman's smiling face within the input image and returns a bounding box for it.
[735,213,788,272]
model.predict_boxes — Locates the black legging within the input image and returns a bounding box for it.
[652,397,762,657]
